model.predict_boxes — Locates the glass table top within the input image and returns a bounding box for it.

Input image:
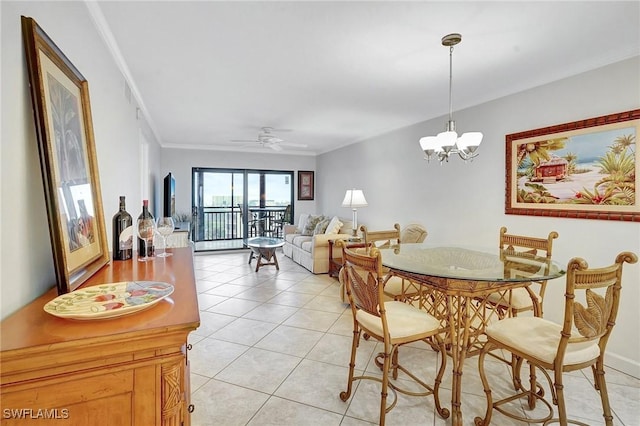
[378,243,565,282]
[244,237,285,248]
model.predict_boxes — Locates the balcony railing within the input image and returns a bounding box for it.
[194,206,288,241]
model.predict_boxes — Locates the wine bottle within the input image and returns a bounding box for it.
[138,199,155,257]
[112,196,133,260]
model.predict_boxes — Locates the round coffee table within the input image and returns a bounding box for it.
[245,237,285,272]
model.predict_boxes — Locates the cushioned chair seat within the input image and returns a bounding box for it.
[382,276,419,299]
[486,317,600,366]
[484,287,538,310]
[356,301,441,342]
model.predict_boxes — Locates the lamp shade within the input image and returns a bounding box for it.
[419,136,443,153]
[342,189,368,208]
[436,130,458,150]
[456,132,483,150]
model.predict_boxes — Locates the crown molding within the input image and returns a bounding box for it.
[84,0,163,145]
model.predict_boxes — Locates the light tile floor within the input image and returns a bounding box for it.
[189,250,640,425]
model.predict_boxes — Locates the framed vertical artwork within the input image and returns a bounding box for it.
[298,171,315,200]
[506,109,639,222]
[22,16,110,294]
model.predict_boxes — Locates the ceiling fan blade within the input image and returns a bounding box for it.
[233,126,296,149]
[260,136,283,143]
[261,127,293,133]
[279,142,308,148]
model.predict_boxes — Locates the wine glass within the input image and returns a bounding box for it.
[136,217,156,262]
[156,216,175,257]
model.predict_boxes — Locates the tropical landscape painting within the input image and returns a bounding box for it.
[515,126,636,207]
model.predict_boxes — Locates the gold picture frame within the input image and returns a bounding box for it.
[298,171,314,200]
[22,16,109,294]
[506,109,640,222]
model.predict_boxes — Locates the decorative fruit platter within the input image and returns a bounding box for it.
[44,281,174,320]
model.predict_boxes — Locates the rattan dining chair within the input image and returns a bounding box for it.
[486,226,559,318]
[359,223,422,304]
[360,223,401,248]
[237,204,259,237]
[483,227,559,390]
[272,204,292,238]
[474,251,637,426]
[400,223,428,245]
[338,242,449,425]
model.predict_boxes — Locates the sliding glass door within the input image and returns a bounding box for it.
[192,168,293,249]
[193,169,243,242]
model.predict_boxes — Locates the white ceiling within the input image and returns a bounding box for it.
[91,1,639,156]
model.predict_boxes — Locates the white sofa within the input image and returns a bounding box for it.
[282,214,354,274]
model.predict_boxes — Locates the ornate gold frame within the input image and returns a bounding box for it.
[505,109,640,222]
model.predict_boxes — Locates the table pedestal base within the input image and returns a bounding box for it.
[248,247,280,272]
[387,270,529,426]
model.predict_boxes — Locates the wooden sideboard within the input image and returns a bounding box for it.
[0,247,200,426]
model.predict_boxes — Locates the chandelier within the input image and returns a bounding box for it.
[419,33,483,163]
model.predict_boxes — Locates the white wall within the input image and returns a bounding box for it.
[317,57,640,378]
[161,148,317,224]
[1,1,161,318]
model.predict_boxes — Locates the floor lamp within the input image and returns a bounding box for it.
[341,189,368,237]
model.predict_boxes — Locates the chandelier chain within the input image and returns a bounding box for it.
[448,44,454,125]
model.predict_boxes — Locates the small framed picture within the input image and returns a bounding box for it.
[298,171,314,200]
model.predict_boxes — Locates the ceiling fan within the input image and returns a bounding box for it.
[231,127,307,151]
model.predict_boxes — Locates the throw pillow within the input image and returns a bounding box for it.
[324,216,343,235]
[302,215,325,236]
[313,218,330,235]
[297,213,310,234]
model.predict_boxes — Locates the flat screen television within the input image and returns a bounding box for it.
[163,172,176,218]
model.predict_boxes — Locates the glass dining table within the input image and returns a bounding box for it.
[248,206,287,237]
[378,243,566,426]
